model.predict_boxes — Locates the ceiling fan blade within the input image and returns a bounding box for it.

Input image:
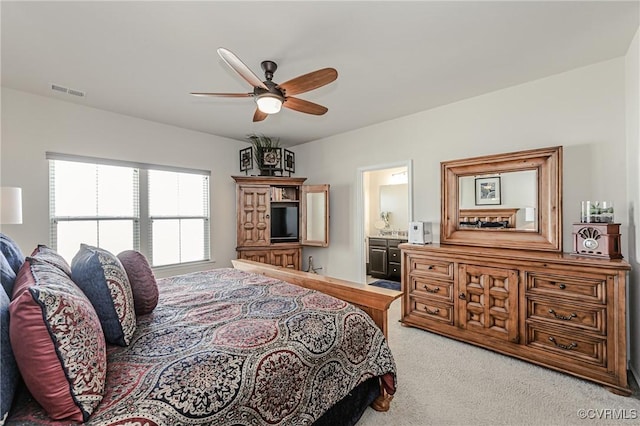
[283,97,328,115]
[253,108,268,122]
[278,68,338,96]
[190,92,253,98]
[217,47,268,90]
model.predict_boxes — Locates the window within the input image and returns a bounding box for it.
[48,153,210,267]
[148,170,210,266]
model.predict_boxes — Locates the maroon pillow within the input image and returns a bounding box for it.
[117,250,158,315]
[9,258,106,422]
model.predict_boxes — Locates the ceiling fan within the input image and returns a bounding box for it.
[191,48,338,122]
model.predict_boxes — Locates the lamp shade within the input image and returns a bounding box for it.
[525,207,536,222]
[1,187,23,224]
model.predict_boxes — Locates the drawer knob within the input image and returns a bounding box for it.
[424,307,440,315]
[458,292,466,300]
[548,309,577,321]
[550,281,566,290]
[548,336,577,351]
[427,265,434,270]
[423,285,440,293]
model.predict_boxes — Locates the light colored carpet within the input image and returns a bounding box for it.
[359,299,640,426]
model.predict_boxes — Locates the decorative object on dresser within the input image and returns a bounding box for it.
[572,223,622,259]
[408,221,432,244]
[402,145,632,396]
[573,200,621,259]
[233,176,329,270]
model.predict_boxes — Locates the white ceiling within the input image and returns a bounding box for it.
[2,1,638,147]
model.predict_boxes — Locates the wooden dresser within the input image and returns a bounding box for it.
[400,243,631,395]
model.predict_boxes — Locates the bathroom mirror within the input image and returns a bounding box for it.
[441,146,562,252]
[379,184,409,231]
[301,184,330,247]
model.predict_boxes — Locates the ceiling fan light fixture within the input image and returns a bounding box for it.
[256,94,283,114]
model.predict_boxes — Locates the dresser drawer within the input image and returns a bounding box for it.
[408,256,454,279]
[409,297,454,325]
[410,276,453,302]
[526,272,606,304]
[527,298,605,334]
[526,324,606,367]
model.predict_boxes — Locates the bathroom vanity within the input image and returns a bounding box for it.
[369,236,407,281]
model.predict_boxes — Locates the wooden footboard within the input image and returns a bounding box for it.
[231,259,402,339]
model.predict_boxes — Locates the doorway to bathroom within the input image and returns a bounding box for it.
[356,161,412,284]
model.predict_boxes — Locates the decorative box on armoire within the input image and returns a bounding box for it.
[572,223,622,259]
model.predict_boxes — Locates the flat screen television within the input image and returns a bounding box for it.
[271,204,299,243]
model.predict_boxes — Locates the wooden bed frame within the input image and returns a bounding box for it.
[459,207,519,227]
[231,259,402,411]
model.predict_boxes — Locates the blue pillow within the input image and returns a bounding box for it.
[0,287,19,421]
[0,234,24,274]
[0,234,24,296]
[70,244,136,346]
[1,255,16,298]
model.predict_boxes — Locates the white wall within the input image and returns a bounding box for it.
[625,29,640,379]
[296,58,628,283]
[0,88,247,277]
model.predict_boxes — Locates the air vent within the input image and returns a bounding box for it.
[51,84,85,97]
[51,84,68,94]
[67,89,85,97]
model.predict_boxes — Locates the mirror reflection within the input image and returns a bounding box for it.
[441,145,562,252]
[301,184,329,247]
[379,184,409,233]
[458,170,538,231]
[305,192,326,241]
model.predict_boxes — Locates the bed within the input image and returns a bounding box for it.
[1,238,398,426]
[458,208,519,229]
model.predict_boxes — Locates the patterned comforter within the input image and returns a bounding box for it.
[7,268,397,425]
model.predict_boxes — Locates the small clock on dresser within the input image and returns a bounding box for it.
[572,222,622,259]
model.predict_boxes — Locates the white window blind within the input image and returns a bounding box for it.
[148,170,210,266]
[48,153,210,267]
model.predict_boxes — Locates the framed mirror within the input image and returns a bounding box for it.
[441,146,562,252]
[301,184,330,247]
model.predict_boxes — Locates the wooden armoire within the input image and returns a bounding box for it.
[233,176,329,270]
